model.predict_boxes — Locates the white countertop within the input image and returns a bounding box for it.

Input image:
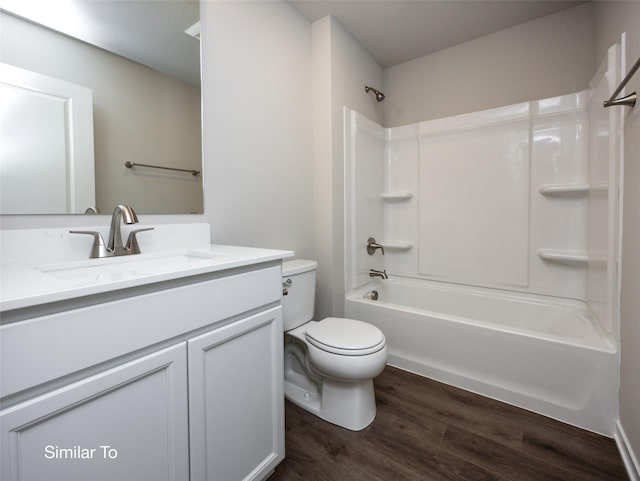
[1,244,293,312]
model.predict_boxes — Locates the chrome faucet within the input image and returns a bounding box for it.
[369,269,388,280]
[70,205,154,258]
[367,237,385,255]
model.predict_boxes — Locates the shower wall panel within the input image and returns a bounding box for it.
[344,109,385,290]
[586,43,622,337]
[381,124,419,278]
[345,79,620,312]
[376,92,591,300]
[528,96,590,300]
[417,108,531,288]
[345,43,622,344]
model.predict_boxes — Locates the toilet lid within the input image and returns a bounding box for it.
[305,318,385,356]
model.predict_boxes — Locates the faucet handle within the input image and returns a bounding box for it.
[69,230,108,258]
[125,227,154,254]
[367,237,385,255]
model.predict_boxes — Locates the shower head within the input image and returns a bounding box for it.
[365,85,385,102]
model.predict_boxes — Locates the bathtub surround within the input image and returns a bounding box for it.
[587,41,627,340]
[346,82,619,317]
[344,44,623,435]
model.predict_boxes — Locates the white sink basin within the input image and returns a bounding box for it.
[37,250,230,283]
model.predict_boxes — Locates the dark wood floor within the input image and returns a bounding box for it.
[269,366,629,481]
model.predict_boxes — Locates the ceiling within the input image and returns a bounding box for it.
[1,0,200,86]
[288,0,587,68]
[3,0,587,85]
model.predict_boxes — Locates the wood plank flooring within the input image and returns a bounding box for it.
[269,366,629,481]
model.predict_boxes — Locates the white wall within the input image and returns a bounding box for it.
[200,1,313,257]
[594,1,640,476]
[383,3,595,127]
[311,16,384,319]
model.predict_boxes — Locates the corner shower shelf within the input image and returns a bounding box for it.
[381,241,413,251]
[537,183,609,196]
[381,192,413,201]
[589,182,609,191]
[538,184,590,196]
[537,248,588,265]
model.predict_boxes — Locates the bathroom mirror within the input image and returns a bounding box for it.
[0,1,203,215]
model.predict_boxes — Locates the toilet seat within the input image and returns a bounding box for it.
[306,317,386,356]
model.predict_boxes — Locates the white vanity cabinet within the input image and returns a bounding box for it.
[188,307,283,481]
[0,343,190,481]
[0,262,285,481]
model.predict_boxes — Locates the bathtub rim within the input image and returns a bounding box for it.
[346,276,617,354]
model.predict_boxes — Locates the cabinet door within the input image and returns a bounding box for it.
[189,307,284,481]
[0,343,189,481]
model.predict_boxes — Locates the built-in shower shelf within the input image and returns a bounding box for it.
[381,191,413,201]
[589,182,609,191]
[381,241,413,251]
[537,248,589,265]
[538,183,609,196]
[538,184,590,196]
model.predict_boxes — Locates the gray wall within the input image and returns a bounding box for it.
[201,1,314,258]
[595,0,640,472]
[383,3,595,127]
[312,16,384,319]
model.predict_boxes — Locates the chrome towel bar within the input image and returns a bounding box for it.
[604,56,639,108]
[125,161,200,176]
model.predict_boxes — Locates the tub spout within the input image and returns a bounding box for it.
[369,269,388,280]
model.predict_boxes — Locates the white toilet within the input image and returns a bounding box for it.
[282,259,387,431]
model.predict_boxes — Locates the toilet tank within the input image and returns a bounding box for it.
[282,259,317,331]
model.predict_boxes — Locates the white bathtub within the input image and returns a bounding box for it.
[345,277,618,435]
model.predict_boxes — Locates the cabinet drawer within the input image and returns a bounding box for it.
[1,266,281,399]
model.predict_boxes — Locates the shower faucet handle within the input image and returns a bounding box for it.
[367,237,385,256]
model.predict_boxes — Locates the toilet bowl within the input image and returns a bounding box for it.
[282,260,387,431]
